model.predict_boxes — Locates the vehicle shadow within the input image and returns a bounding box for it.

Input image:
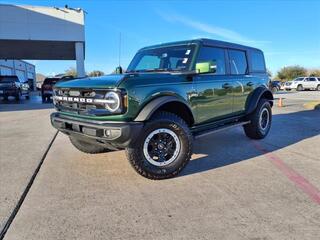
[0,95,53,112]
[180,109,320,177]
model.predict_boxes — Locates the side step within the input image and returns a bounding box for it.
[193,121,250,139]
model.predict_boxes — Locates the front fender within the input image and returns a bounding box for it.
[134,96,192,122]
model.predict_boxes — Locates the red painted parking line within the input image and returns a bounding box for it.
[252,141,320,205]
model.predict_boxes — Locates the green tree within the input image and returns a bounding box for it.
[65,67,77,77]
[276,65,307,81]
[88,70,104,77]
[309,69,320,77]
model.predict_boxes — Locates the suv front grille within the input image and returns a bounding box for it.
[54,88,110,116]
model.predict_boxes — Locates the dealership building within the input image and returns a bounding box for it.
[0,4,85,90]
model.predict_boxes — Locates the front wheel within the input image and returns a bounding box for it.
[126,111,193,180]
[243,99,272,139]
[271,86,278,93]
[15,91,21,101]
[297,85,303,91]
[69,136,112,154]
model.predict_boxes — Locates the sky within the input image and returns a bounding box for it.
[2,0,320,76]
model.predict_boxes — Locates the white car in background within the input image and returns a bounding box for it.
[285,77,320,91]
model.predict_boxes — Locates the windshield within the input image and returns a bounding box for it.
[294,77,304,82]
[0,77,18,83]
[127,45,196,73]
[43,78,59,85]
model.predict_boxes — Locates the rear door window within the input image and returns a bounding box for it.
[228,50,248,75]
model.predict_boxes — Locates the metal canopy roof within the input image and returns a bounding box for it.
[0,4,85,60]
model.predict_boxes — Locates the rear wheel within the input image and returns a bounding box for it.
[243,99,272,139]
[69,136,112,154]
[126,111,193,180]
[317,85,320,91]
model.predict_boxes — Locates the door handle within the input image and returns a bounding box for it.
[247,82,254,86]
[222,83,232,89]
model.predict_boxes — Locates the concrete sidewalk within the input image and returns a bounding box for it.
[3,106,320,239]
[0,97,55,233]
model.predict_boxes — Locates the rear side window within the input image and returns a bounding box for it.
[251,51,266,72]
[196,47,226,74]
[308,77,316,81]
[228,50,247,75]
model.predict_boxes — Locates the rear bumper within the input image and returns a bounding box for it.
[50,112,143,149]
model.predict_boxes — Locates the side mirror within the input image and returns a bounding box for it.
[195,61,217,74]
[115,66,123,74]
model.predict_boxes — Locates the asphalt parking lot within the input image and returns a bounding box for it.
[0,91,319,240]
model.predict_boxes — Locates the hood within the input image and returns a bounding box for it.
[55,74,126,89]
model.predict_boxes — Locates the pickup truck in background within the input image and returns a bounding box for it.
[0,75,30,101]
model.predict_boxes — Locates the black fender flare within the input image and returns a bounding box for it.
[246,86,274,115]
[134,96,193,122]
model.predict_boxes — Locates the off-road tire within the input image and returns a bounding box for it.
[297,85,303,91]
[69,136,111,154]
[126,111,193,180]
[243,98,272,139]
[317,85,320,91]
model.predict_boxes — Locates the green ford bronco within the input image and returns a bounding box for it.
[51,39,273,179]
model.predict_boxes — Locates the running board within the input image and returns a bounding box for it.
[193,121,250,139]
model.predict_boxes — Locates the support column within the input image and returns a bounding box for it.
[75,42,85,78]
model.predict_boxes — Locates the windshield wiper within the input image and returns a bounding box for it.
[126,68,186,73]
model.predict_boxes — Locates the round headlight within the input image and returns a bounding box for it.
[105,91,120,112]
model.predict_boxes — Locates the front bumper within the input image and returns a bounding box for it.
[50,112,143,149]
[285,86,295,90]
[0,88,19,96]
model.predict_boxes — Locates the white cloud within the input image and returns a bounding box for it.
[156,10,269,45]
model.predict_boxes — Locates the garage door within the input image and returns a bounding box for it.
[15,70,25,82]
[0,66,12,75]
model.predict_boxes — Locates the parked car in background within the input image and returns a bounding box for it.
[0,75,30,101]
[269,80,281,93]
[41,77,59,102]
[41,75,74,102]
[285,77,320,91]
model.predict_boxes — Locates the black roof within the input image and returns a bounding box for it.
[139,38,262,52]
